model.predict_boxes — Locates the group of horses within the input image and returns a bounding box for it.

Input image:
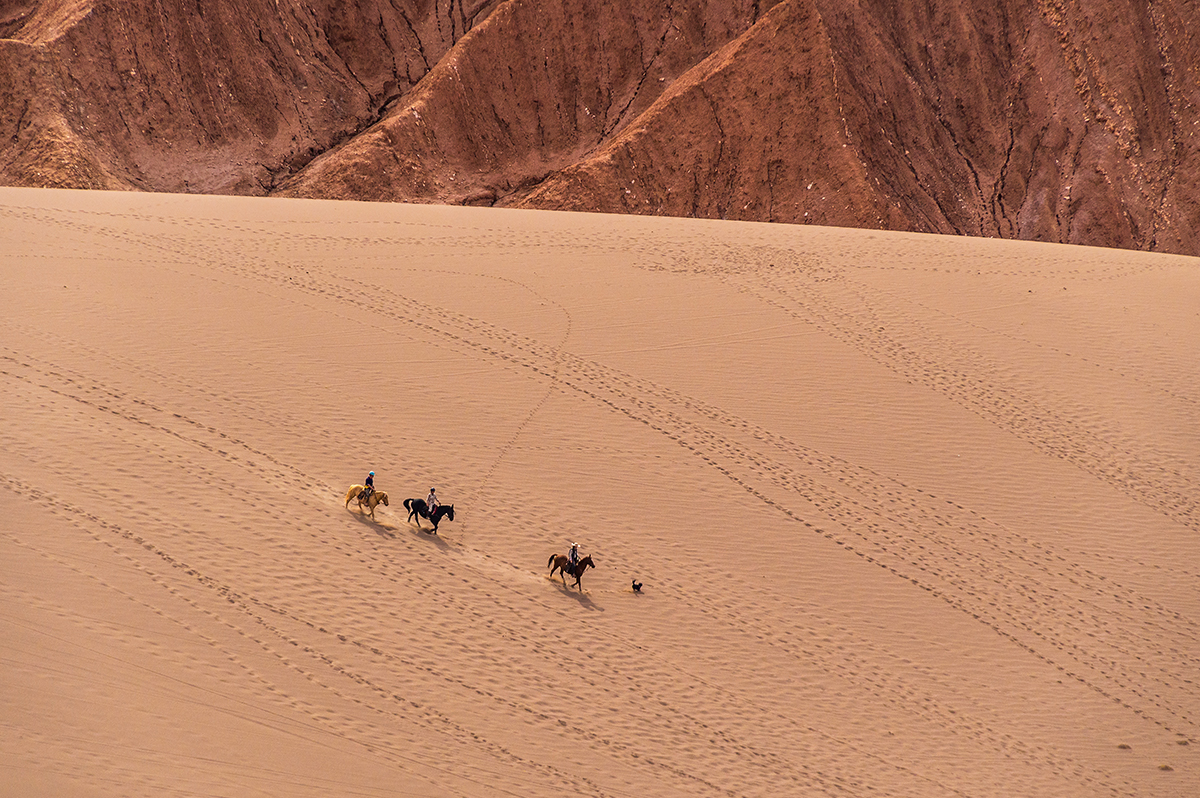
[343,485,454,531]
[343,484,596,590]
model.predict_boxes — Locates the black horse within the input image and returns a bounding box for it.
[404,498,455,533]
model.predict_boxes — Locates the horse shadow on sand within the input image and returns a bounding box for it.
[346,508,452,551]
[346,510,398,539]
[551,580,601,610]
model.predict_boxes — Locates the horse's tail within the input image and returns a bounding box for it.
[344,486,360,506]
[403,498,412,511]
[548,554,557,569]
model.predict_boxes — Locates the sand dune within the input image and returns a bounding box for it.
[1,186,1197,796]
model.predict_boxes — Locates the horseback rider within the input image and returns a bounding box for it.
[363,471,375,501]
[567,542,581,572]
[426,487,439,514]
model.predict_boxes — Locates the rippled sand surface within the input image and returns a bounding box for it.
[2,187,1197,797]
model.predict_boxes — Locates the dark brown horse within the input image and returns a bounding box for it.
[548,553,595,590]
[404,498,455,533]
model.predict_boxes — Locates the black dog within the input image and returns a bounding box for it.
[632,580,642,593]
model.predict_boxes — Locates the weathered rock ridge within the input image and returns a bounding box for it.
[2,0,1197,254]
[0,0,499,193]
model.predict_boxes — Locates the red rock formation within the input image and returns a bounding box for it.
[0,0,492,193]
[2,0,1197,254]
[272,0,777,205]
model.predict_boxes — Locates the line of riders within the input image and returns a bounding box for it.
[356,471,595,589]
[349,471,454,530]
[360,470,440,517]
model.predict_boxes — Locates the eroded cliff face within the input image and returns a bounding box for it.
[0,0,497,193]
[2,0,1197,253]
[271,0,781,205]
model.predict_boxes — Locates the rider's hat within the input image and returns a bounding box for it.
[369,471,374,476]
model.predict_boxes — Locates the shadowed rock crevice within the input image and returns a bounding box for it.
[0,0,495,194]
[0,0,1196,254]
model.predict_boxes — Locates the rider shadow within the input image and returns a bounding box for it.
[348,511,397,539]
[403,522,453,551]
[551,581,602,610]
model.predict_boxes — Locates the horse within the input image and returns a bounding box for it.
[344,485,389,520]
[403,498,455,533]
[548,553,595,591]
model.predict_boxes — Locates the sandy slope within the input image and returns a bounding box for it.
[1,187,1197,797]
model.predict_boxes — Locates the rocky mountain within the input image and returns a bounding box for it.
[0,0,498,193]
[2,0,1197,254]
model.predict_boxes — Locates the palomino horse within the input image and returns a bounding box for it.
[403,498,455,533]
[548,554,595,590]
[344,485,389,520]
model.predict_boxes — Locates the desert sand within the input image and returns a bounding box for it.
[1,186,1197,797]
